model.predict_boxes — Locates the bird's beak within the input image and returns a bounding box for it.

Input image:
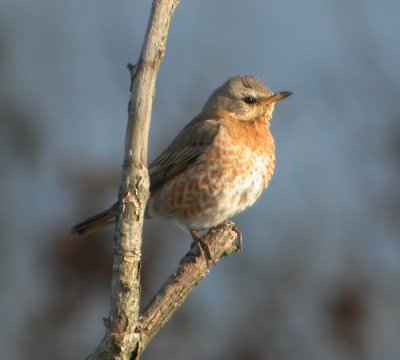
[267,91,292,104]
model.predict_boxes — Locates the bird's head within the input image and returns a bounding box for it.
[203,75,291,122]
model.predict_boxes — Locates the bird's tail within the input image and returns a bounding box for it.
[70,203,118,236]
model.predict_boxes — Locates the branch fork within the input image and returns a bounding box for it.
[87,1,242,359]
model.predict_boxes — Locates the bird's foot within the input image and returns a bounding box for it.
[231,223,243,252]
[190,230,215,266]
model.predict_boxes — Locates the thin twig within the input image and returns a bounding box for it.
[137,220,241,356]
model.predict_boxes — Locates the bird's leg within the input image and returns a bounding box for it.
[190,229,215,266]
[231,223,243,252]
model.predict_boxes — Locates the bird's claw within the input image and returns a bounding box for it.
[232,223,243,252]
[190,230,216,266]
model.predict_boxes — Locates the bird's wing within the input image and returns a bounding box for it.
[149,118,220,192]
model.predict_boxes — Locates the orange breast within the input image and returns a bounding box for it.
[148,117,276,230]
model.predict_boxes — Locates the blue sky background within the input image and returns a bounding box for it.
[1,1,400,359]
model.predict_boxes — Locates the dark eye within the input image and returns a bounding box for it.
[243,96,257,104]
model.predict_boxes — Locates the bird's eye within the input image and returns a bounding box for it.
[243,96,257,104]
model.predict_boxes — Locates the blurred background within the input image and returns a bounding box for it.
[1,0,400,359]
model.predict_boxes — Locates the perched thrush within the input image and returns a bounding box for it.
[71,75,291,240]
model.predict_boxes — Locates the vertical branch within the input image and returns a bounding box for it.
[88,1,180,359]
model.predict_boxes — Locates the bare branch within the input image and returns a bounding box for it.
[88,1,180,359]
[137,221,241,356]
[87,1,243,359]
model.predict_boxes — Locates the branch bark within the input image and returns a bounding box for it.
[87,1,243,359]
[88,1,180,359]
[137,220,241,356]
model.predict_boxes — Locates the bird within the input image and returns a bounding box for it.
[71,75,291,248]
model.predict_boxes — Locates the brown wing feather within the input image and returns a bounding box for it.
[149,117,220,192]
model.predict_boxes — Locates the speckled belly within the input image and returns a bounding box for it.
[147,127,275,230]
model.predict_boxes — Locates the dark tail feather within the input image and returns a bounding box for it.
[70,203,118,236]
